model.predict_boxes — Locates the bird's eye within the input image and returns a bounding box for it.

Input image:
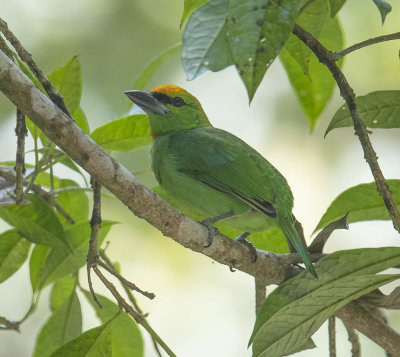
[171,97,186,107]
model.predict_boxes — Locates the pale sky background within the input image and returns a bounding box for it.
[0,1,400,356]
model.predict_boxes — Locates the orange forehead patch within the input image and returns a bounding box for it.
[150,84,188,95]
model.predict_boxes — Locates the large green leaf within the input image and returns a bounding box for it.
[34,291,82,357]
[325,90,400,136]
[0,229,30,283]
[83,291,144,357]
[181,0,209,26]
[315,180,400,232]
[50,323,112,357]
[48,56,82,114]
[283,0,329,78]
[132,43,181,93]
[0,194,68,247]
[280,1,344,129]
[91,115,151,152]
[51,276,77,312]
[328,0,346,16]
[33,220,116,289]
[227,0,303,101]
[250,247,400,356]
[372,0,392,24]
[182,0,233,81]
[56,179,89,224]
[30,245,51,291]
[72,106,90,134]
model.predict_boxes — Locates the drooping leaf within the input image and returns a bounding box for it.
[315,180,400,232]
[328,0,346,16]
[227,0,304,101]
[34,291,82,357]
[325,90,400,136]
[372,0,392,24]
[280,1,344,128]
[132,44,181,93]
[48,56,82,114]
[0,194,68,247]
[50,323,112,357]
[30,245,51,291]
[51,276,77,312]
[181,0,209,26]
[91,115,151,152]
[283,0,329,78]
[83,290,144,357]
[72,106,90,134]
[33,220,116,289]
[250,247,400,356]
[55,179,89,224]
[0,229,30,283]
[182,0,233,81]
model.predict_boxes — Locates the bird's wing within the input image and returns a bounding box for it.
[169,128,292,218]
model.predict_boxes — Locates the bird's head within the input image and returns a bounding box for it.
[125,85,211,136]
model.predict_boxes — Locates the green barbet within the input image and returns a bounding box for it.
[125,85,317,278]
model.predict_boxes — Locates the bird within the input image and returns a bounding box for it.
[125,84,317,278]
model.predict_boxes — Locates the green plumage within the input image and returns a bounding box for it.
[125,85,317,278]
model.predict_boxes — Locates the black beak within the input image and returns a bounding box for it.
[124,90,169,115]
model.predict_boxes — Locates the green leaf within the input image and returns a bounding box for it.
[227,0,303,101]
[133,44,181,91]
[56,179,89,224]
[182,0,233,81]
[83,291,144,357]
[328,0,346,16]
[252,274,398,356]
[34,220,116,289]
[50,323,112,357]
[91,115,151,152]
[72,106,90,134]
[0,229,30,283]
[48,56,82,114]
[0,194,68,247]
[325,90,400,136]
[250,247,400,356]
[181,0,209,26]
[372,0,392,24]
[315,180,400,232]
[284,0,329,78]
[51,276,77,312]
[30,245,51,291]
[34,291,82,357]
[280,1,344,129]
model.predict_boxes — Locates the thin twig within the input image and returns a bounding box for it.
[0,316,19,331]
[328,316,336,357]
[97,259,155,300]
[342,321,361,357]
[14,109,26,204]
[86,178,103,308]
[0,17,71,117]
[293,24,400,234]
[335,31,400,59]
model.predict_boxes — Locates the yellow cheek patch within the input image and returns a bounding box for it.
[150,84,188,95]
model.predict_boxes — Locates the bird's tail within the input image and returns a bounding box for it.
[278,214,317,278]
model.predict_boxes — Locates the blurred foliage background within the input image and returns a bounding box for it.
[0,0,400,356]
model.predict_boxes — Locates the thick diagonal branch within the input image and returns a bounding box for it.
[293,24,400,234]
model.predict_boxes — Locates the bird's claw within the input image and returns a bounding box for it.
[200,219,219,248]
[236,232,257,263]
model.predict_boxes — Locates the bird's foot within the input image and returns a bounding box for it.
[200,218,220,248]
[235,232,257,263]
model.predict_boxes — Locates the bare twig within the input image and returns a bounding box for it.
[328,316,336,357]
[335,31,400,59]
[0,17,71,117]
[14,109,26,204]
[293,24,400,234]
[0,316,19,331]
[342,321,361,357]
